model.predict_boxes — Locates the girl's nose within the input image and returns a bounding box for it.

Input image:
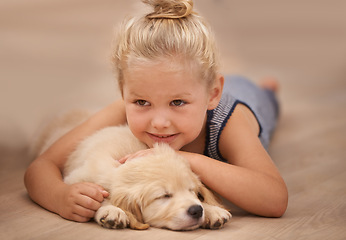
[151,113,171,129]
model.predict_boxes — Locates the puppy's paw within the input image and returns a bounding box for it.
[202,204,232,229]
[95,205,129,229]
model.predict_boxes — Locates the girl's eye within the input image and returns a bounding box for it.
[171,100,185,106]
[136,100,149,106]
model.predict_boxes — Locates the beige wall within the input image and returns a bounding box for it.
[1,0,345,151]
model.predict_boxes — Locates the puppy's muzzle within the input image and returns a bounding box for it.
[187,205,203,219]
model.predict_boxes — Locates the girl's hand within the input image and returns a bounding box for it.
[57,182,109,222]
[118,149,153,164]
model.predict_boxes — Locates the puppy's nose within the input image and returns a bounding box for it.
[187,205,203,219]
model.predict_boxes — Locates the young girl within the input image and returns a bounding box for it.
[24,0,288,223]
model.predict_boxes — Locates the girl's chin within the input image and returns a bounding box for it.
[145,139,182,151]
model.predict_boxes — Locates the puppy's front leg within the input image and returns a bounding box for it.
[94,199,130,229]
[201,203,232,229]
[198,185,232,229]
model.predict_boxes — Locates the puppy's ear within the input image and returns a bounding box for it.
[198,184,223,208]
[119,200,150,230]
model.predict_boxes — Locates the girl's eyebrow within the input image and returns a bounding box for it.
[129,91,193,100]
[129,91,192,99]
[127,91,146,98]
[171,92,192,98]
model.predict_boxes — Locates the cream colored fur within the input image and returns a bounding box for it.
[38,112,232,230]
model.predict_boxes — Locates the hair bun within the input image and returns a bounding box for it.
[142,0,194,19]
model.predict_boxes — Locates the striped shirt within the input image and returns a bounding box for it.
[203,75,279,162]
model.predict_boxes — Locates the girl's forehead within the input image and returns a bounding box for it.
[125,67,200,89]
[127,55,201,75]
[122,56,211,96]
[123,60,209,97]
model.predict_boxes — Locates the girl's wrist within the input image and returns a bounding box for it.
[177,151,204,171]
[51,180,69,215]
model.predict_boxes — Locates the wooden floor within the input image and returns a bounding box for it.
[1,0,346,239]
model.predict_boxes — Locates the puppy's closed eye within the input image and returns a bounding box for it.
[197,192,204,202]
[162,193,173,199]
[156,193,173,200]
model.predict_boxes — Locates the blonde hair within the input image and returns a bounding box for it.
[113,0,219,93]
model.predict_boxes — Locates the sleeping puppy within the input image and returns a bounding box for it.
[37,112,232,230]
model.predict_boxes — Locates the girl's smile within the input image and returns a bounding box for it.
[146,132,180,144]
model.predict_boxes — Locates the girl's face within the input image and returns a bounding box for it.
[122,60,216,150]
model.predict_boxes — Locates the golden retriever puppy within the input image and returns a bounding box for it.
[37,112,232,230]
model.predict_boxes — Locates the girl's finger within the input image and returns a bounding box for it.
[73,203,96,218]
[75,194,102,211]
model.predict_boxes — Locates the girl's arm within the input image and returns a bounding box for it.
[24,99,127,222]
[181,104,288,217]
